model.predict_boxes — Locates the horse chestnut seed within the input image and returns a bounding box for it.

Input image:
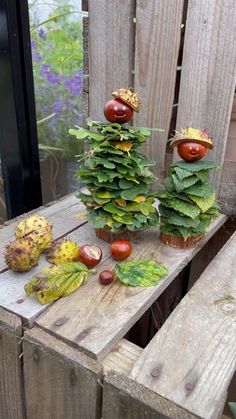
[110,240,132,261]
[104,99,133,123]
[99,270,114,285]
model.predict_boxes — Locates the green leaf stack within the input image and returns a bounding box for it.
[70,120,161,232]
[156,160,220,240]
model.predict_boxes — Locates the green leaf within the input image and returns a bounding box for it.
[138,127,151,136]
[164,176,175,192]
[195,170,209,183]
[93,196,111,205]
[119,179,137,189]
[159,198,201,219]
[69,128,104,141]
[184,183,215,198]
[93,157,116,169]
[103,202,126,216]
[24,263,90,305]
[159,205,200,228]
[125,176,140,184]
[188,193,216,212]
[115,260,168,287]
[121,185,148,201]
[171,173,198,193]
[172,160,217,172]
[112,214,133,224]
[120,202,140,212]
[96,191,117,199]
[171,166,193,180]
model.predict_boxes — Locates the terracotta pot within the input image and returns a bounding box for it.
[95,228,142,243]
[160,232,204,249]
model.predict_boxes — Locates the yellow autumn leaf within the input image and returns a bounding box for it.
[111,141,133,152]
[75,211,87,220]
[134,195,146,203]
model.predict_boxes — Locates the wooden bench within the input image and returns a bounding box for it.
[103,231,236,419]
[0,194,231,418]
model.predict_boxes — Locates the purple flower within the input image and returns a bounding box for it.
[40,64,59,84]
[40,63,51,76]
[46,72,60,85]
[33,53,41,63]
[38,27,47,40]
[53,98,65,114]
[64,70,83,95]
[31,39,37,50]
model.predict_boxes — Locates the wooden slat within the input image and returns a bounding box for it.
[175,0,236,191]
[36,214,226,360]
[0,308,25,419]
[0,221,110,326]
[130,232,236,419]
[134,0,184,178]
[88,0,135,120]
[0,194,86,272]
[23,327,103,419]
[102,338,142,376]
[102,372,198,419]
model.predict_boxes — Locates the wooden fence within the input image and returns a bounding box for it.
[84,0,236,214]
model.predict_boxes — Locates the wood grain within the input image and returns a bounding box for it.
[130,232,236,419]
[175,0,236,191]
[0,221,110,326]
[88,0,135,120]
[0,308,25,419]
[23,327,103,419]
[0,194,86,272]
[36,215,226,360]
[102,338,142,376]
[134,0,184,178]
[102,372,198,419]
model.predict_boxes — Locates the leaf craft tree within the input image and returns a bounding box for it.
[69,88,162,242]
[156,127,220,248]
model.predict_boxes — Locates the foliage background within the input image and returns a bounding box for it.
[29,0,84,157]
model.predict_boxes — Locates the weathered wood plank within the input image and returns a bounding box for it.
[188,218,235,290]
[134,0,184,178]
[36,214,226,360]
[130,232,236,419]
[175,0,236,191]
[102,372,198,419]
[0,194,85,271]
[23,327,103,419]
[102,338,142,376]
[0,308,25,419]
[0,221,110,326]
[88,0,135,120]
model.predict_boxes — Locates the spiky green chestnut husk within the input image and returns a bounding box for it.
[15,214,50,238]
[27,225,53,252]
[15,214,53,252]
[5,238,40,272]
[46,239,80,265]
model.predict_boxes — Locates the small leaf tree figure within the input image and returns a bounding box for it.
[70,88,161,242]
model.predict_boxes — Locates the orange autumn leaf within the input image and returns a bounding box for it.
[111,141,133,152]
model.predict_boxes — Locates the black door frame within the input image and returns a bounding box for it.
[0,0,42,219]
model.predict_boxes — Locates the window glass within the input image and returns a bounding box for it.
[28,0,85,203]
